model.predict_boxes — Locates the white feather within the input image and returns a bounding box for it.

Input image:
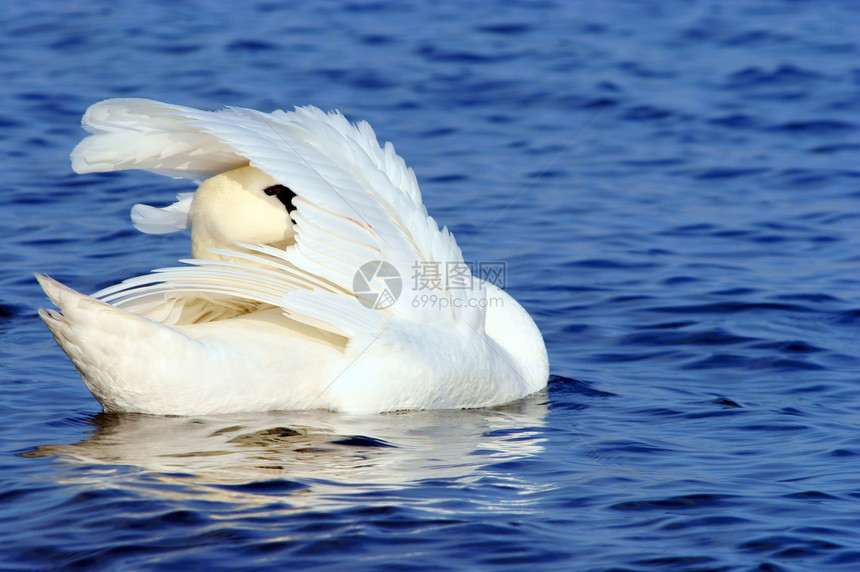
[130,192,193,234]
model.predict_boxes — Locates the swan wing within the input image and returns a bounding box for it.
[76,99,487,337]
[71,98,247,178]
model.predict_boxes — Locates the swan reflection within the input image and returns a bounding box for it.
[28,392,548,507]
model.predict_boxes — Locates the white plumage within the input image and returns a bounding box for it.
[38,98,548,415]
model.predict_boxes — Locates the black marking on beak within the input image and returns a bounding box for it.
[264,185,297,211]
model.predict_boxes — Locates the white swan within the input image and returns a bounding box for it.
[37,99,548,415]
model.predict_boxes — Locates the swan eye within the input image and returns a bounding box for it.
[263,184,297,210]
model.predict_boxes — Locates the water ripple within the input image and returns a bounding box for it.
[3,0,860,570]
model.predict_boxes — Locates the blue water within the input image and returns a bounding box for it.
[2,1,859,570]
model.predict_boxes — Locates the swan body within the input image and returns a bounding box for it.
[38,98,548,415]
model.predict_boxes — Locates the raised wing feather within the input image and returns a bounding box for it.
[77,99,486,336]
[71,99,248,178]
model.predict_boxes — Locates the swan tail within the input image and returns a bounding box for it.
[36,274,198,411]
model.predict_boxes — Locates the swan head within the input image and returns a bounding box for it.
[190,166,296,260]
